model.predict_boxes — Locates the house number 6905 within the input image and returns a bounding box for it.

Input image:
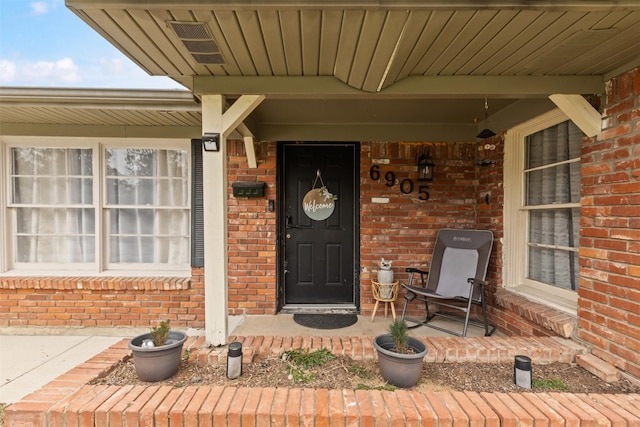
[369,165,429,201]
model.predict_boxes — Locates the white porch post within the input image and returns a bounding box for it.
[201,94,228,346]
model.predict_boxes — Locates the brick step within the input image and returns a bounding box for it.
[192,334,588,365]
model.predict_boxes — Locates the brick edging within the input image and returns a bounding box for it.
[6,335,640,426]
[0,276,191,291]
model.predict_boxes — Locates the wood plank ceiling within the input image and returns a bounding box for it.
[4,1,640,141]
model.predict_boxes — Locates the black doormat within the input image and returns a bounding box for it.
[293,313,358,330]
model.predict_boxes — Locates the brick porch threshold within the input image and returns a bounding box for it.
[6,335,640,426]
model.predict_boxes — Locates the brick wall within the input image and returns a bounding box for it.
[3,71,638,360]
[0,270,205,329]
[227,140,278,315]
[579,67,640,378]
[359,141,486,318]
[1,139,493,328]
[475,135,504,289]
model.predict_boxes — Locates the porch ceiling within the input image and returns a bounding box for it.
[10,1,640,141]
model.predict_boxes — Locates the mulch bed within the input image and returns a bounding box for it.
[91,354,640,394]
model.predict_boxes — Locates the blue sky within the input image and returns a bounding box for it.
[0,0,185,89]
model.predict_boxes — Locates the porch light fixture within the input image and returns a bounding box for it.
[417,148,435,181]
[476,98,496,139]
[202,133,220,152]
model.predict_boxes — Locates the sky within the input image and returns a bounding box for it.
[0,0,185,89]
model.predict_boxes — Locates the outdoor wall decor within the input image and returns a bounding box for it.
[417,148,435,181]
[369,165,430,200]
[302,169,338,221]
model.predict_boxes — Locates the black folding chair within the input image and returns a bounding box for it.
[400,229,495,337]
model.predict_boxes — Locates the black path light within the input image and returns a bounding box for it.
[227,341,243,379]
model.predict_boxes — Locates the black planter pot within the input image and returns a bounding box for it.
[129,331,187,382]
[373,334,428,388]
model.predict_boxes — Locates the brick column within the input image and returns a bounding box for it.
[578,67,640,378]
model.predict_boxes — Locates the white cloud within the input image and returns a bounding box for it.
[3,57,81,85]
[98,57,127,74]
[0,55,184,89]
[0,60,17,83]
[30,2,49,15]
[28,58,80,83]
[88,57,185,89]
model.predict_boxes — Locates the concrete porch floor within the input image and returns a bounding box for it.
[230,313,502,338]
[3,315,640,426]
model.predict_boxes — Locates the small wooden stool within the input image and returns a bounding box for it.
[371,280,399,322]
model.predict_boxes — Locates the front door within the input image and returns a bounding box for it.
[279,143,358,307]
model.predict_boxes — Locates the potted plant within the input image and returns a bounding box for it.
[128,320,187,382]
[373,319,428,388]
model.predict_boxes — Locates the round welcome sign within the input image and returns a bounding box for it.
[303,186,337,221]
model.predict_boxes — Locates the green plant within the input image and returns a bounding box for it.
[348,363,372,379]
[388,319,409,354]
[150,320,171,346]
[282,348,334,384]
[354,383,397,391]
[289,368,318,383]
[283,348,334,368]
[533,377,569,391]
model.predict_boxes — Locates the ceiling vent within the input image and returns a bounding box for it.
[169,22,225,65]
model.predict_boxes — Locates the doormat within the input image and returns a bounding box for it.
[293,314,358,330]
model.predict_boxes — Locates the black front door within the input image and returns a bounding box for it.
[279,143,358,306]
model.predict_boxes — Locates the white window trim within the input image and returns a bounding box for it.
[0,141,5,274]
[1,136,192,277]
[503,108,579,314]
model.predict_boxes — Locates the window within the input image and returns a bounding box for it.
[11,147,95,264]
[525,122,581,291]
[3,138,190,275]
[504,110,584,312]
[105,148,189,266]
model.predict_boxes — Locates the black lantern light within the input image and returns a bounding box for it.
[417,148,435,181]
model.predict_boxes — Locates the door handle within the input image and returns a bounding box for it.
[286,215,301,229]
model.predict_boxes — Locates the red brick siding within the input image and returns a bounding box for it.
[1,139,494,327]
[359,141,484,318]
[475,135,504,289]
[228,139,501,320]
[579,67,640,378]
[0,270,205,329]
[227,140,278,315]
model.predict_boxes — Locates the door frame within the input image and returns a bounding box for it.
[276,141,360,313]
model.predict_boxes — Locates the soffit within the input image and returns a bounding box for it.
[0,87,202,138]
[15,1,640,140]
[64,1,640,92]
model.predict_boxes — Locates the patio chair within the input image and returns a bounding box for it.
[400,229,496,337]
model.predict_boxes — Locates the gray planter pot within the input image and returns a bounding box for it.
[129,331,187,382]
[373,334,428,388]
